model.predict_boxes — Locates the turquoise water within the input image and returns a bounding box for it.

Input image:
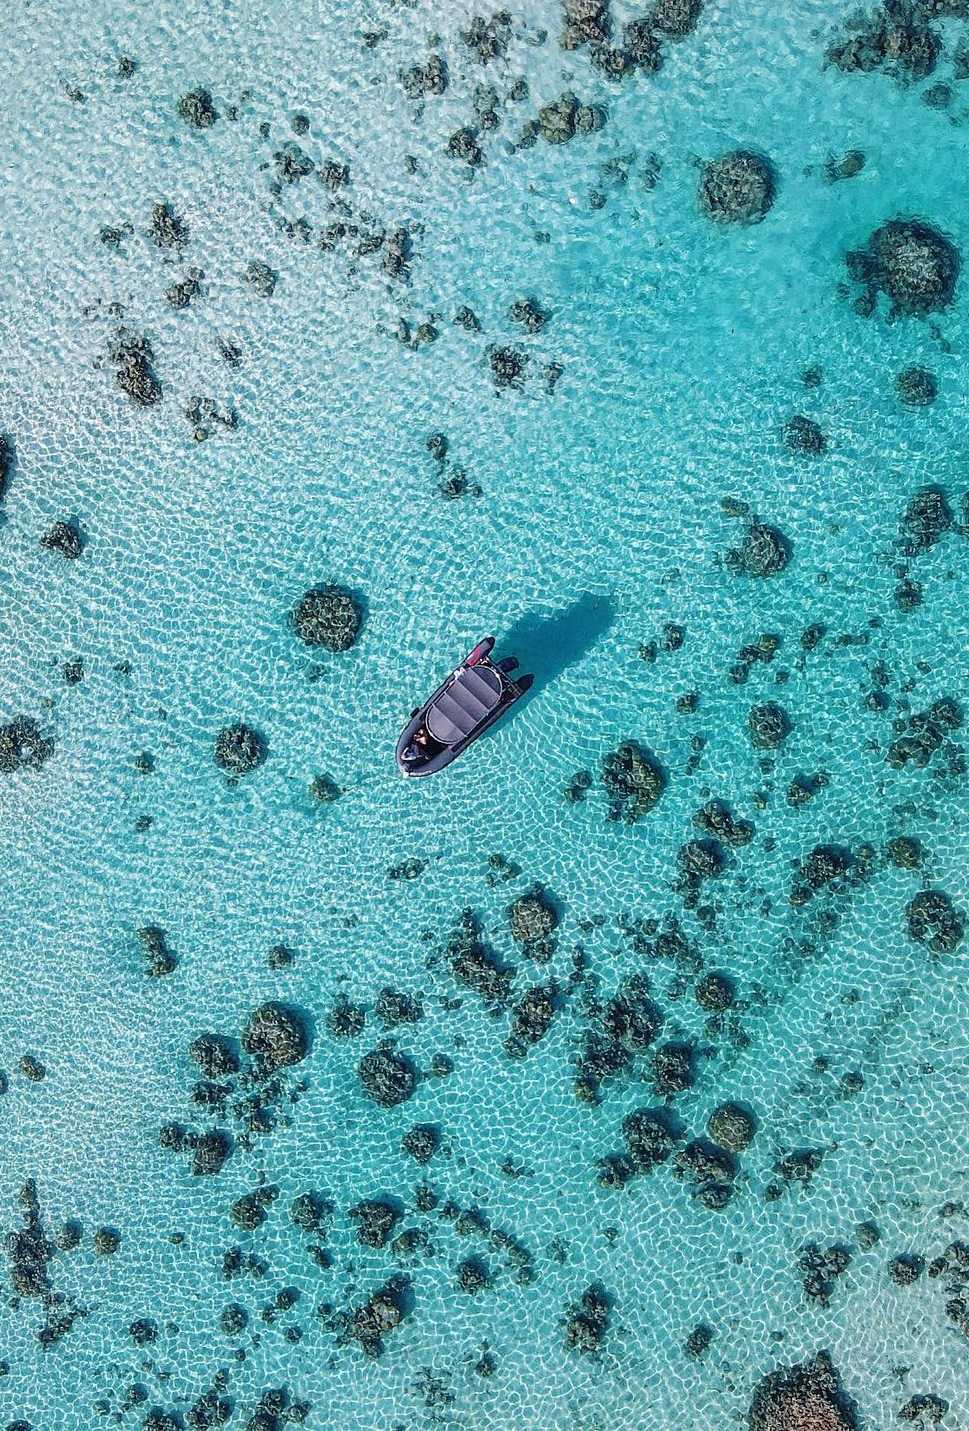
[3,0,969,1425]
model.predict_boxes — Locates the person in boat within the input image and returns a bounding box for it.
[401,725,433,765]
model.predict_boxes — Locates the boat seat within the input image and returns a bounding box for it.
[426,664,503,744]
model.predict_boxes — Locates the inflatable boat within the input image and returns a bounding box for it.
[395,637,533,777]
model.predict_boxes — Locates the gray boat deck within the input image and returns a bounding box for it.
[426,664,504,744]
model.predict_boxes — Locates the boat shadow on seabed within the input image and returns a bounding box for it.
[497,590,615,710]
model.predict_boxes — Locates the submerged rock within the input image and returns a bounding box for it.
[846,218,960,318]
[707,1101,756,1152]
[401,1123,440,1164]
[507,984,559,1055]
[149,201,189,252]
[561,0,609,51]
[601,740,666,820]
[726,520,791,577]
[507,886,558,946]
[649,0,703,37]
[292,585,362,650]
[900,485,952,554]
[749,1351,856,1427]
[273,142,314,184]
[784,414,827,456]
[349,1198,402,1248]
[93,1227,120,1255]
[791,843,853,904]
[41,520,83,559]
[213,723,266,776]
[652,1040,696,1094]
[748,701,792,750]
[358,1047,417,1106]
[344,1277,409,1356]
[537,91,605,143]
[401,53,449,98]
[189,1035,239,1079]
[489,344,528,389]
[242,1003,310,1073]
[826,8,941,83]
[887,1251,925,1285]
[695,971,735,1012]
[178,88,218,127]
[699,150,775,224]
[564,1284,611,1353]
[622,1106,678,1171]
[0,433,12,499]
[896,366,937,406]
[447,908,515,1009]
[0,717,54,774]
[906,889,965,952]
[6,1180,54,1296]
[192,1129,233,1176]
[137,924,176,977]
[107,328,162,406]
[375,988,423,1028]
[290,1190,333,1233]
[460,10,513,62]
[456,1255,491,1294]
[887,696,962,769]
[243,260,279,297]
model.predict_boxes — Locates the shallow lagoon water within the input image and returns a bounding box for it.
[3,0,969,1426]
